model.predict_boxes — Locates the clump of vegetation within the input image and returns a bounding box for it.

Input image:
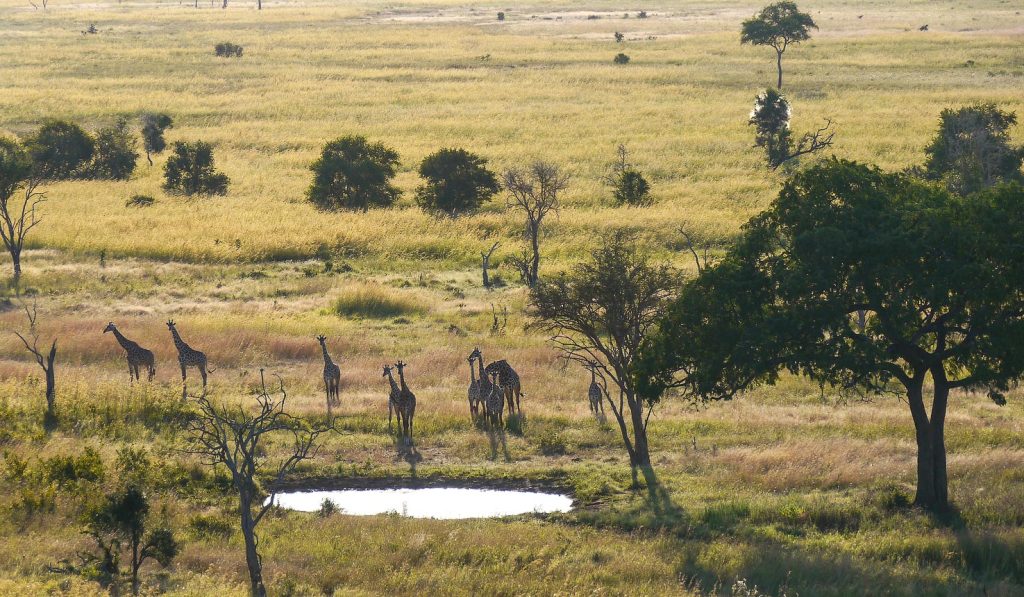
[604,144,652,206]
[496,11,504,21]
[318,498,338,517]
[307,135,401,211]
[125,194,155,208]
[77,486,178,594]
[0,136,45,285]
[613,53,630,64]
[749,88,834,170]
[214,42,244,57]
[332,283,424,319]
[162,141,229,196]
[922,103,1023,195]
[25,119,95,180]
[614,31,624,42]
[140,113,173,166]
[91,117,139,180]
[416,148,500,216]
[741,1,817,88]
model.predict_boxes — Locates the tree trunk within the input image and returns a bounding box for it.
[776,49,784,89]
[11,247,21,289]
[528,224,540,287]
[906,376,949,511]
[239,495,266,597]
[44,341,56,417]
[131,537,141,595]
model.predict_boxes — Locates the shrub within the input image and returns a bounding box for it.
[162,141,230,196]
[923,104,1024,195]
[637,10,647,18]
[332,284,423,319]
[613,53,630,64]
[537,428,567,456]
[125,194,155,208]
[214,42,244,57]
[416,148,500,216]
[318,498,338,517]
[25,119,94,180]
[496,11,504,21]
[612,168,652,206]
[91,117,138,180]
[41,447,104,487]
[614,31,624,42]
[140,113,173,165]
[307,135,401,211]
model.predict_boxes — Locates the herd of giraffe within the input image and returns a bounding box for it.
[102,321,545,442]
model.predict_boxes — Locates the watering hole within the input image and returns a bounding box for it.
[268,487,574,519]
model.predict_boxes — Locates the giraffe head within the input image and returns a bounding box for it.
[166,319,176,331]
[103,322,116,334]
[316,334,327,345]
[468,347,481,362]
[395,361,407,375]
[381,364,392,378]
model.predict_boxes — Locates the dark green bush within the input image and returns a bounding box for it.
[307,135,400,211]
[91,117,138,180]
[162,141,229,196]
[613,53,630,64]
[416,148,500,216]
[25,119,94,180]
[214,42,244,57]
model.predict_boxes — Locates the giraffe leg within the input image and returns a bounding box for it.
[200,366,208,388]
[180,363,187,384]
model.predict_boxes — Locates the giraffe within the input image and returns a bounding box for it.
[382,364,402,431]
[103,322,156,383]
[394,360,416,441]
[166,320,210,389]
[586,364,604,415]
[469,348,495,416]
[467,355,482,421]
[484,359,522,415]
[316,335,341,415]
[483,370,505,429]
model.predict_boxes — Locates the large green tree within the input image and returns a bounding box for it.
[416,148,499,215]
[741,2,817,89]
[0,137,45,286]
[307,135,401,211]
[923,104,1023,196]
[636,159,1024,511]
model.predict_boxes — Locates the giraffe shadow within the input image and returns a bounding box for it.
[486,423,511,462]
[394,436,422,469]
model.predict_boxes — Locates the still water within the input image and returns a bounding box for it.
[269,487,573,519]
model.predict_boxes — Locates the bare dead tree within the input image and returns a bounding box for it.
[0,139,46,290]
[490,303,507,335]
[502,161,568,287]
[772,118,835,171]
[184,371,331,597]
[677,227,712,274]
[481,241,499,289]
[13,299,57,425]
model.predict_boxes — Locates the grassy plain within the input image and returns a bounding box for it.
[0,0,1023,595]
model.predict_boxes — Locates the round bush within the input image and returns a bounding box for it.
[416,148,500,216]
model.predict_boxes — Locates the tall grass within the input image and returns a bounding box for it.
[331,283,425,319]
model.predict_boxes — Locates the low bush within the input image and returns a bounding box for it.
[332,284,424,319]
[214,42,243,57]
[613,53,630,64]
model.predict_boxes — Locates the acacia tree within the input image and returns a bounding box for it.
[185,371,330,597]
[531,235,677,486]
[140,113,173,166]
[162,141,229,196]
[636,159,1024,512]
[502,161,568,287]
[923,104,1023,195]
[0,137,45,287]
[741,1,817,89]
[749,88,834,170]
[83,486,178,595]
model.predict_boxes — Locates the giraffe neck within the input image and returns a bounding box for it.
[469,359,477,383]
[385,372,399,393]
[169,327,189,352]
[476,356,487,380]
[111,328,132,350]
[320,342,334,367]
[397,369,408,390]
[590,369,596,384]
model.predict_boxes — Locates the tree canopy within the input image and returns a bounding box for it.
[923,104,1023,195]
[307,135,401,211]
[637,159,1024,510]
[25,119,95,180]
[740,2,817,88]
[162,141,230,196]
[415,148,500,215]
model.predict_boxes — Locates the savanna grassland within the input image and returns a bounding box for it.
[1,0,1023,595]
